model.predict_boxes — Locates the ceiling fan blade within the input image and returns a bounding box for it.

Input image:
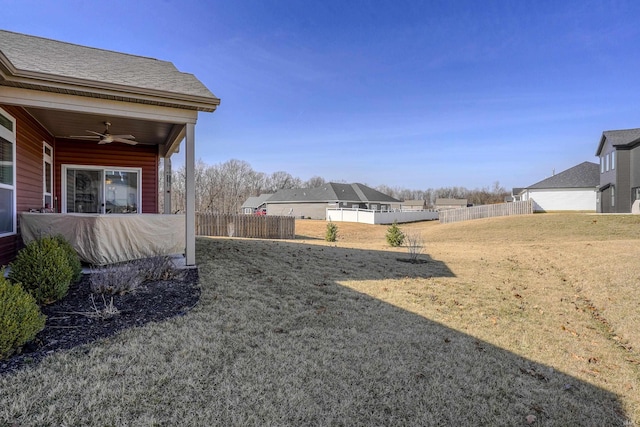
[110,134,135,140]
[68,135,101,139]
[114,138,138,145]
[86,130,107,137]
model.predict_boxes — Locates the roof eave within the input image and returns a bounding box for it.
[0,58,220,112]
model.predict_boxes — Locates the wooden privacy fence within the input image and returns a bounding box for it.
[196,214,296,239]
[438,200,533,224]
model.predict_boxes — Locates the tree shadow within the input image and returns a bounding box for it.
[197,237,630,425]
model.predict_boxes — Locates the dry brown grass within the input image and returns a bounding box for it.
[0,213,638,425]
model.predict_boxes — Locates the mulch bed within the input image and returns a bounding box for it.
[0,269,200,376]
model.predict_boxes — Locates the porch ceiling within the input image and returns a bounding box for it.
[26,106,179,147]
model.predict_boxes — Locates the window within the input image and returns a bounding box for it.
[600,156,604,173]
[0,108,16,236]
[605,153,610,172]
[611,185,615,207]
[62,165,141,214]
[611,151,615,170]
[43,142,53,210]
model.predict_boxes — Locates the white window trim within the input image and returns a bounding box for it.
[61,164,142,214]
[43,141,53,210]
[0,107,16,237]
[611,151,615,170]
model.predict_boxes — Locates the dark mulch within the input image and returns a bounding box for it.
[0,269,200,376]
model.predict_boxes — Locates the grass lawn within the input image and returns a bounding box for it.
[1,213,639,425]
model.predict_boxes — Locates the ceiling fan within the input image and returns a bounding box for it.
[69,122,137,145]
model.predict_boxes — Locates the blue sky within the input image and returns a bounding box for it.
[4,0,640,190]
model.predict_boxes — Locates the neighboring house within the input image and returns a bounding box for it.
[0,30,220,266]
[595,128,640,213]
[519,162,599,212]
[507,188,525,202]
[241,194,273,214]
[435,198,468,210]
[265,182,401,219]
[401,200,426,211]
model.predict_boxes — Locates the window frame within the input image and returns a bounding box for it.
[611,185,615,207]
[43,142,53,211]
[61,164,142,214]
[0,107,16,238]
[611,151,615,170]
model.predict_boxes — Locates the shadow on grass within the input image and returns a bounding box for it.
[195,237,629,425]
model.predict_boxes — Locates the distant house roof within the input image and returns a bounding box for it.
[526,161,599,189]
[0,30,220,111]
[435,198,467,207]
[267,183,401,204]
[512,188,525,196]
[241,194,273,209]
[595,128,640,155]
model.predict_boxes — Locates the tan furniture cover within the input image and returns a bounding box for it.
[20,213,185,265]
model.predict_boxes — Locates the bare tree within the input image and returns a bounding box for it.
[266,171,302,192]
[305,176,326,188]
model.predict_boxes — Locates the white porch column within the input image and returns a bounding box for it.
[185,123,196,266]
[163,156,172,214]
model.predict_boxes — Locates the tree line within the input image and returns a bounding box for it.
[161,159,509,214]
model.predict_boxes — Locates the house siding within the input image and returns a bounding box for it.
[628,146,640,209]
[0,105,160,265]
[54,140,159,213]
[0,105,54,265]
[527,188,596,212]
[266,202,331,219]
[615,149,632,213]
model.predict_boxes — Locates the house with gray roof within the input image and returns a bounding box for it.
[0,30,219,265]
[241,194,273,214]
[264,183,401,219]
[519,161,599,212]
[595,128,640,213]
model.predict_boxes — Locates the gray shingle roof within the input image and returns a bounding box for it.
[267,183,400,203]
[526,161,599,189]
[241,194,273,209]
[0,30,219,110]
[596,128,640,155]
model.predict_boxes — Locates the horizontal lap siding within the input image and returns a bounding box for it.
[0,105,55,265]
[54,140,159,213]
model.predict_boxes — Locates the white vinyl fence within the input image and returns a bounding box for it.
[438,200,533,224]
[326,208,439,225]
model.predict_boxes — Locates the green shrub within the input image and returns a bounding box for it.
[0,274,46,360]
[8,237,73,304]
[386,221,405,247]
[325,221,338,242]
[52,235,83,283]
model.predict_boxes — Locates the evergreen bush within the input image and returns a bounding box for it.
[8,237,73,304]
[52,235,83,283]
[325,221,338,242]
[386,221,405,247]
[0,274,46,360]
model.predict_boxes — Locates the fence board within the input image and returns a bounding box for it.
[438,200,533,224]
[196,214,296,239]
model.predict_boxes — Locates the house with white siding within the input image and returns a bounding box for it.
[518,161,599,212]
